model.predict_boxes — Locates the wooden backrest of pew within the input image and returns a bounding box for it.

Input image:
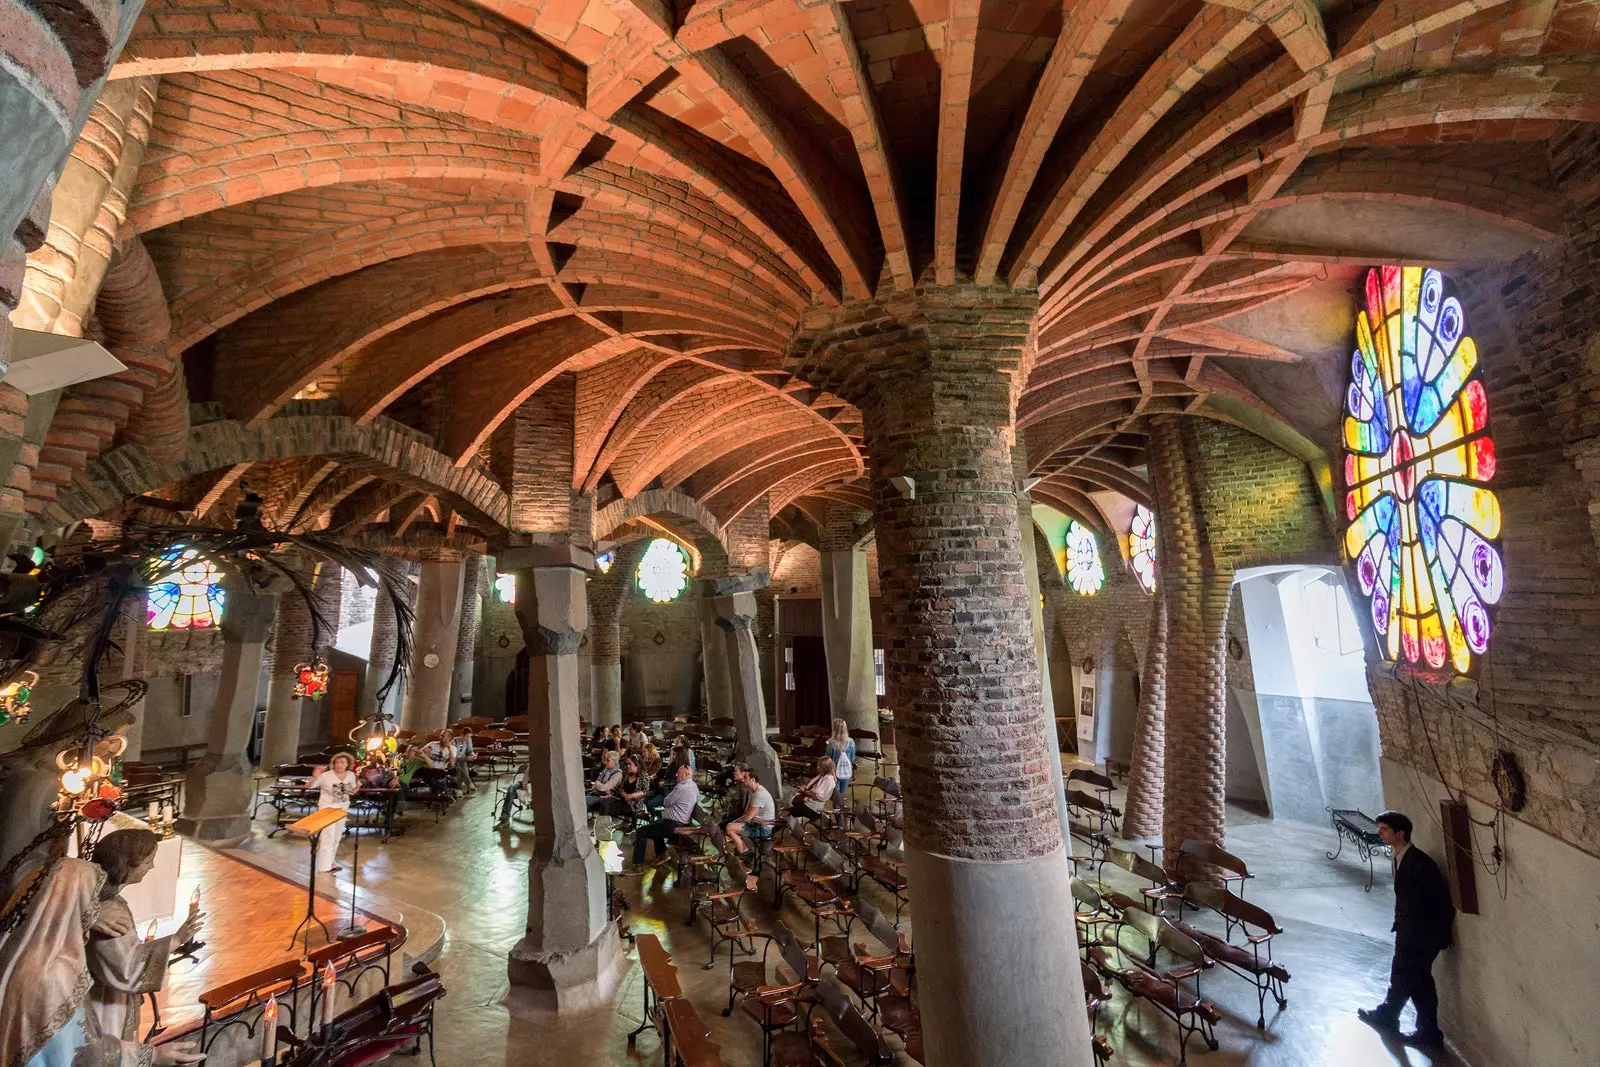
[307,924,403,969]
[1068,768,1115,791]
[660,998,722,1066]
[1178,838,1250,879]
[1185,882,1281,934]
[199,959,308,1011]
[636,934,683,1000]
[1104,846,1166,885]
[816,975,896,1060]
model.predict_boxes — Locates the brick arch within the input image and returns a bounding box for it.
[593,489,730,562]
[41,415,510,533]
[130,129,540,232]
[608,383,772,496]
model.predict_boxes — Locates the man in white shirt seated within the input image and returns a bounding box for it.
[720,763,775,855]
[629,762,699,870]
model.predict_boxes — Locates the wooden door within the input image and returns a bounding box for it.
[791,635,830,731]
[329,669,359,749]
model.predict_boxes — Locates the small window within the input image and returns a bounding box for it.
[874,648,886,697]
[179,675,197,718]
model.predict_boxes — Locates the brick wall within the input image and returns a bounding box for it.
[489,374,589,535]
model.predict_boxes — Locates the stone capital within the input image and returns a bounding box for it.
[511,563,588,649]
[497,542,596,572]
[218,565,289,643]
[699,567,769,598]
[710,589,759,627]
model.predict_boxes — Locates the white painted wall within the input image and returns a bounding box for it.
[1381,758,1600,1067]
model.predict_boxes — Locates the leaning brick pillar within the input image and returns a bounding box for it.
[1015,448,1071,846]
[790,285,1092,1067]
[1121,591,1168,838]
[504,544,622,1011]
[260,555,318,770]
[1146,415,1231,854]
[448,553,483,723]
[818,503,878,733]
[402,550,465,734]
[177,566,287,845]
[708,573,783,800]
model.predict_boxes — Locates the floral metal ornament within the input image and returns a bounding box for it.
[0,670,37,726]
[294,658,330,700]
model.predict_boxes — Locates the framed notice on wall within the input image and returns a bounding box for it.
[1077,685,1095,744]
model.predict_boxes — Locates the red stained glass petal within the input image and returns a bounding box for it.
[1465,379,1487,431]
[1472,436,1497,482]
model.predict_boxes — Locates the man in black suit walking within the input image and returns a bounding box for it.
[1358,810,1456,1046]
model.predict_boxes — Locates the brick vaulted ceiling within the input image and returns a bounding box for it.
[97,0,1599,541]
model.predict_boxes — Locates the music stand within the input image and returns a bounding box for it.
[337,798,370,940]
[286,808,346,951]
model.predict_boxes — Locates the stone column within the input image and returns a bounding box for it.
[177,566,286,845]
[708,574,782,800]
[1122,592,1168,838]
[260,556,317,770]
[503,544,622,1012]
[402,552,465,733]
[818,505,877,732]
[698,585,734,722]
[448,554,483,723]
[789,285,1091,1067]
[364,556,408,725]
[1146,415,1231,854]
[1017,464,1071,846]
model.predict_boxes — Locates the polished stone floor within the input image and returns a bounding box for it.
[229,773,1462,1066]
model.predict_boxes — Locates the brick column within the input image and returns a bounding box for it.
[447,553,482,723]
[259,554,318,770]
[707,574,782,800]
[1121,590,1168,838]
[789,285,1091,1067]
[503,544,622,1011]
[178,565,287,845]
[1015,457,1071,845]
[402,550,465,733]
[1146,415,1232,855]
[585,542,637,728]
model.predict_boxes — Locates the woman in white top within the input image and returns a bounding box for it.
[825,718,856,811]
[308,752,360,873]
[789,756,837,821]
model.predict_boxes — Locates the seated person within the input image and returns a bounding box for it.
[586,726,608,761]
[585,750,623,813]
[396,744,430,798]
[626,723,648,755]
[592,755,647,824]
[422,729,456,771]
[788,756,837,821]
[645,751,690,813]
[721,763,776,854]
[641,742,662,782]
[629,762,700,870]
[447,729,475,794]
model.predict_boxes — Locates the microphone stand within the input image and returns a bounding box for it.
[338,795,366,940]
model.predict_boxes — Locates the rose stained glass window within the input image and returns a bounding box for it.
[1343,265,1503,674]
[637,538,689,603]
[494,572,516,604]
[1064,521,1105,596]
[147,548,225,630]
[1129,505,1157,593]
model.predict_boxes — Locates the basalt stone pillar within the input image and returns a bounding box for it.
[698,585,734,723]
[259,555,318,770]
[402,552,465,733]
[177,566,288,845]
[364,556,409,724]
[789,284,1092,1067]
[818,505,877,733]
[1146,415,1230,854]
[708,573,782,799]
[503,544,621,1012]
[449,554,483,723]
[1122,592,1168,838]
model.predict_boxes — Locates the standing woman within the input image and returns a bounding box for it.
[308,752,360,873]
[825,718,856,815]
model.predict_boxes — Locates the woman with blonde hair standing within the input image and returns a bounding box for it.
[308,752,360,873]
[826,718,856,814]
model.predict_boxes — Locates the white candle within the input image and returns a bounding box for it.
[146,802,157,825]
[261,995,278,1062]
[320,964,337,1029]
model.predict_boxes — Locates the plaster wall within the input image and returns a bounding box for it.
[1380,758,1600,1067]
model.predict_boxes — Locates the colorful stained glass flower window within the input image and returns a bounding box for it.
[1129,505,1157,593]
[637,538,689,603]
[1343,265,1503,675]
[1064,521,1105,596]
[494,572,516,604]
[595,551,614,574]
[147,548,225,631]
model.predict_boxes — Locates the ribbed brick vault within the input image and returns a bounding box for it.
[20,0,1599,546]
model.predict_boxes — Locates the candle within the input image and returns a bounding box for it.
[261,995,279,1063]
[320,963,337,1030]
[189,887,201,916]
[144,920,157,942]
[146,802,157,825]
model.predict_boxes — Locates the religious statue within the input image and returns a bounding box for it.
[85,830,205,1046]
